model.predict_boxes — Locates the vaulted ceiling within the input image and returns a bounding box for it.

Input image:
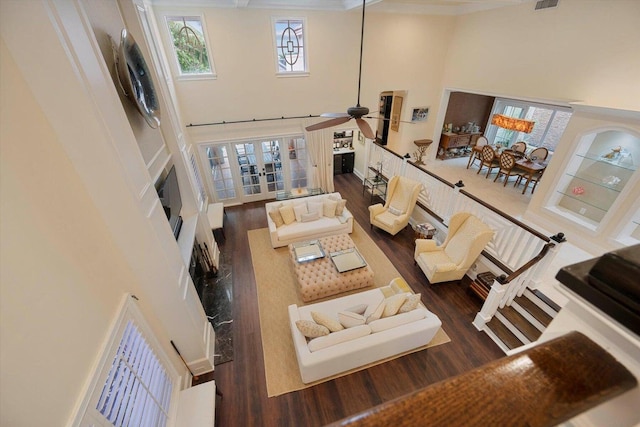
[149,0,534,15]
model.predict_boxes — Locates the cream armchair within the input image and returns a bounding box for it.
[414,212,494,284]
[368,176,422,236]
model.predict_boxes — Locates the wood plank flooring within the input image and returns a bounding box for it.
[207,173,504,427]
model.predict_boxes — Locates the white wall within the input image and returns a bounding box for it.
[0,0,219,424]
[442,0,640,111]
[0,38,170,426]
[152,6,456,172]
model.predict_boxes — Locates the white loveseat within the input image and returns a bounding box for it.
[288,282,442,383]
[265,192,353,248]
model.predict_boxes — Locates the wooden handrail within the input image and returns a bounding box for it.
[326,331,637,427]
[502,241,555,284]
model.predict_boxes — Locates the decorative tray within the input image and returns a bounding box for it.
[330,248,367,273]
[292,240,325,263]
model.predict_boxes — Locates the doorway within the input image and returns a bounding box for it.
[201,135,308,204]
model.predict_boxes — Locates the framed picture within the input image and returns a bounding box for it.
[358,131,365,144]
[411,107,429,123]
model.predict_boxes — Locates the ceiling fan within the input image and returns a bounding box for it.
[305,0,376,140]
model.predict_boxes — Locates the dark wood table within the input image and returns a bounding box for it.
[516,159,547,194]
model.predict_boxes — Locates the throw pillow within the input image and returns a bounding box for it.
[307,200,324,217]
[399,293,421,313]
[311,311,344,332]
[295,320,329,338]
[388,206,402,216]
[301,211,320,222]
[335,199,347,216]
[308,325,371,352]
[345,304,367,315]
[293,203,308,222]
[338,311,366,328]
[323,199,338,218]
[268,210,285,228]
[365,299,386,324]
[382,293,408,317]
[279,204,296,225]
[390,277,412,294]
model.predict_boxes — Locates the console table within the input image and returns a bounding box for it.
[438,132,481,159]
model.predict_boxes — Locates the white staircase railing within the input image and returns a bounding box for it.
[366,142,565,329]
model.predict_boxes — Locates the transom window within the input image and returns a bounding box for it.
[273,18,308,75]
[165,15,215,78]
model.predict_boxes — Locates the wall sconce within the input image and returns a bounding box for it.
[491,114,535,133]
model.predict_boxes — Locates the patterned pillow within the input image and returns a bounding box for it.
[295,320,329,338]
[279,204,296,225]
[311,311,344,332]
[399,293,421,313]
[335,199,347,215]
[268,210,285,228]
[382,293,408,317]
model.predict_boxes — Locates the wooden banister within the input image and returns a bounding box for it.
[326,332,637,427]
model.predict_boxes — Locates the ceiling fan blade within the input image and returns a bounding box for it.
[356,118,375,139]
[320,112,350,118]
[305,116,353,132]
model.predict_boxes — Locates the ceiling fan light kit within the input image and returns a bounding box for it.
[305,0,376,140]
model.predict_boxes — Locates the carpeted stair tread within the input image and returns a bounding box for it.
[515,295,554,327]
[486,317,524,350]
[499,305,542,342]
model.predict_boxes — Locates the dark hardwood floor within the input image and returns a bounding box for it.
[207,173,504,426]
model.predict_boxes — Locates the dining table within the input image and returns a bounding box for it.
[516,159,547,194]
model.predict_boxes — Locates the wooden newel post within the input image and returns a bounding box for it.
[473,274,507,330]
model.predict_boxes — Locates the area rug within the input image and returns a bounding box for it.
[248,222,451,397]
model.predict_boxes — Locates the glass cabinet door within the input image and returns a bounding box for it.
[550,129,639,229]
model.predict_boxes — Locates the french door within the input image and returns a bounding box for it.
[234,140,284,202]
[201,136,307,204]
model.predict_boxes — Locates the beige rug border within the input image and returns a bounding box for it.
[248,222,451,398]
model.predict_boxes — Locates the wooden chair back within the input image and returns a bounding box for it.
[530,147,549,161]
[511,141,527,153]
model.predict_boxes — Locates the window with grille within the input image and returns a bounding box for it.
[273,18,308,74]
[75,296,178,427]
[165,15,215,78]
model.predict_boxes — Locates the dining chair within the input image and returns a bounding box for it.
[466,136,488,169]
[511,141,527,153]
[477,145,500,178]
[529,146,549,161]
[494,151,526,187]
[516,169,544,194]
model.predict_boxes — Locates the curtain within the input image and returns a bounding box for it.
[304,119,334,193]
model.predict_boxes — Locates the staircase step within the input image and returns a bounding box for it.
[515,295,554,327]
[486,317,524,350]
[499,306,542,342]
[530,288,562,312]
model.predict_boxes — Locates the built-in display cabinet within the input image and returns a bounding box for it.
[550,129,639,229]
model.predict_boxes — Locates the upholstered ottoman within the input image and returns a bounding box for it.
[289,234,374,302]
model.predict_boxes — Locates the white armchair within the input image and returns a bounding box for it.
[369,176,422,236]
[414,212,494,284]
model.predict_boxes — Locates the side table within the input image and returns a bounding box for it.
[414,222,436,240]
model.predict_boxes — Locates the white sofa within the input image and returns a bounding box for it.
[288,285,442,383]
[265,192,353,248]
